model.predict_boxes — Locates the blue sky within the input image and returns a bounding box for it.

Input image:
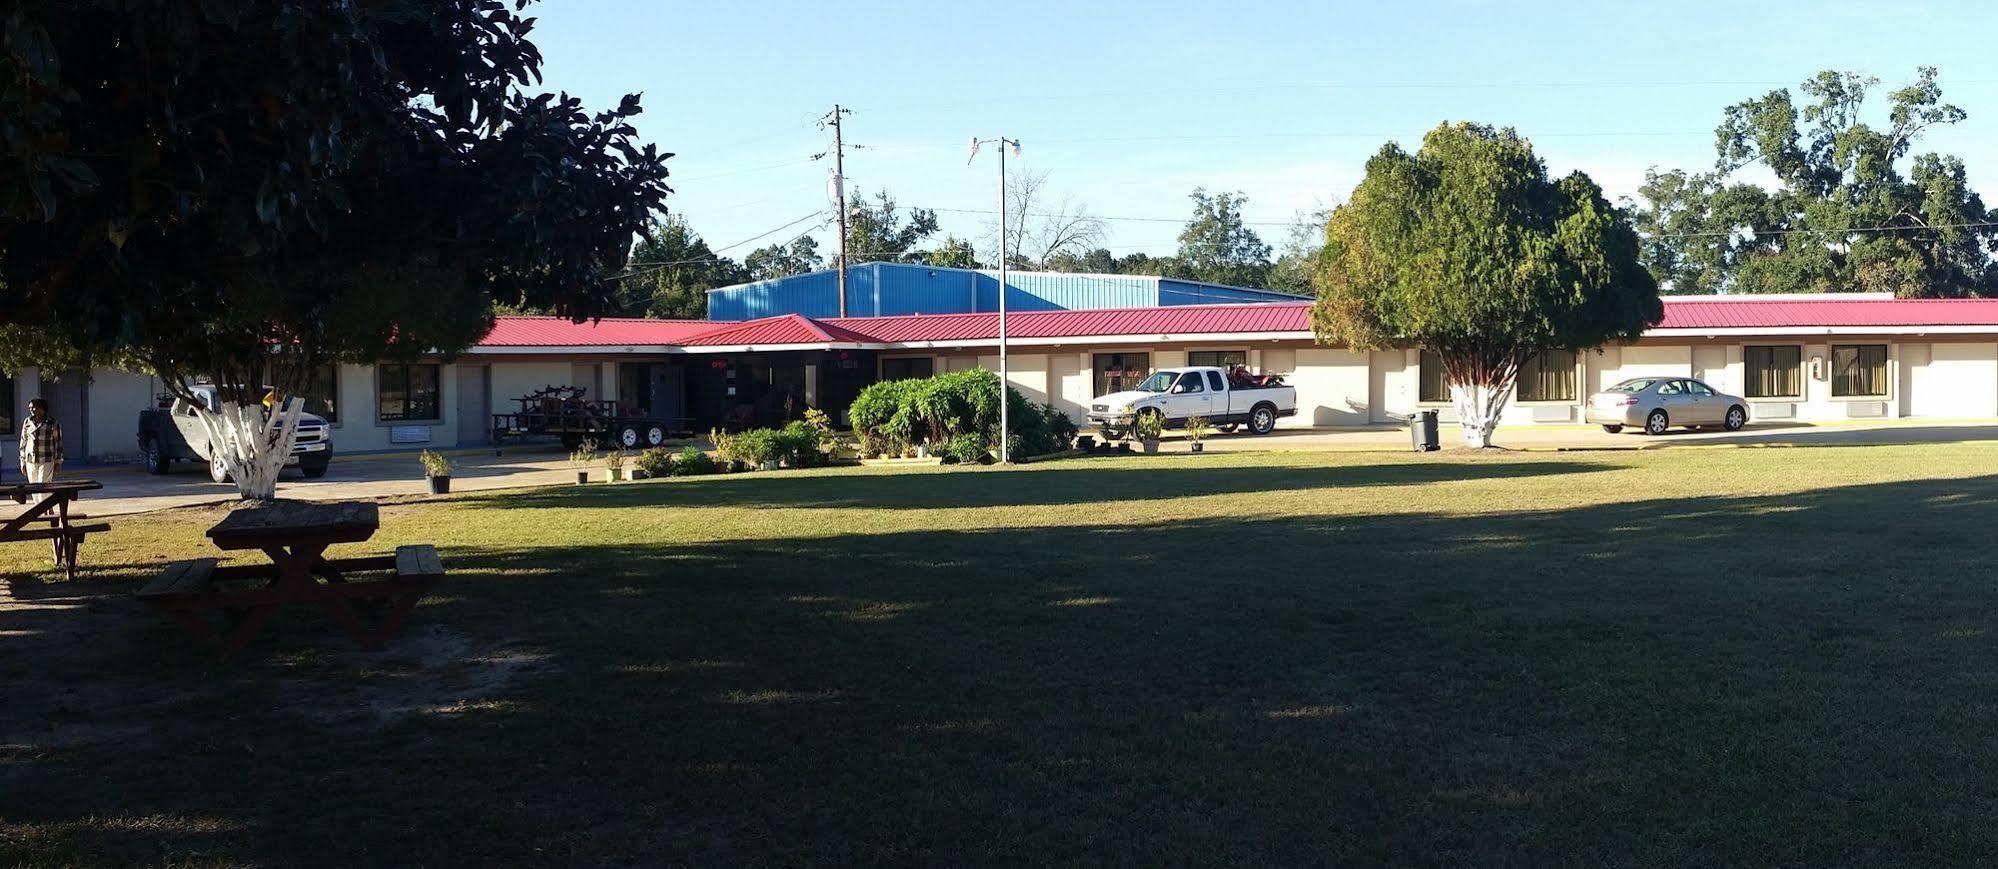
[528,0,1998,261]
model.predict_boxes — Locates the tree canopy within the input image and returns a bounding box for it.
[743,236,824,281]
[0,0,672,397]
[1628,68,1997,297]
[1174,189,1274,287]
[617,216,745,319]
[1312,122,1661,446]
[845,190,940,264]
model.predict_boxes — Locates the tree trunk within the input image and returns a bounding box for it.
[192,397,304,500]
[1442,350,1520,449]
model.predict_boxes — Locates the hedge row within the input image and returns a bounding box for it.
[848,368,1076,460]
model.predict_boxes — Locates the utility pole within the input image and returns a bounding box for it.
[820,105,852,317]
[969,136,1020,462]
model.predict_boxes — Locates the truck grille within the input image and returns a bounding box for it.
[295,426,328,445]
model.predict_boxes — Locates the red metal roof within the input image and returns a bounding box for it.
[679,313,880,346]
[479,296,1998,352]
[819,302,1314,343]
[479,316,728,347]
[1658,296,1998,330]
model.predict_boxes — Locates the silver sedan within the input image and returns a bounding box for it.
[1585,377,1749,435]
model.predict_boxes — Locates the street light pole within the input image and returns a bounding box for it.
[969,135,1019,462]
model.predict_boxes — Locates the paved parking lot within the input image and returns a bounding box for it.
[8,419,1998,518]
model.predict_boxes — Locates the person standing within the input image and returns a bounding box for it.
[18,398,62,500]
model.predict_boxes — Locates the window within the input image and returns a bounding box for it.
[880,357,935,381]
[1516,349,1578,402]
[378,363,441,422]
[1657,380,1685,395]
[1686,380,1715,396]
[1205,371,1225,392]
[1188,350,1247,369]
[1832,344,1888,397]
[1418,350,1449,403]
[1093,353,1151,395]
[1174,373,1204,393]
[0,374,13,433]
[1743,345,1801,398]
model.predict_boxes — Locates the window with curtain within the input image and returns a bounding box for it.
[1187,350,1247,369]
[1831,345,1888,397]
[1516,349,1578,402]
[378,363,441,422]
[1743,346,1802,398]
[1093,353,1151,395]
[1418,350,1449,403]
[880,357,935,381]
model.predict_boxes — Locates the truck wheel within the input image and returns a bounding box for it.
[141,436,172,475]
[209,454,233,484]
[1248,404,1277,435]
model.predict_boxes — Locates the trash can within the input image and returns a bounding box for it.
[1407,410,1440,452]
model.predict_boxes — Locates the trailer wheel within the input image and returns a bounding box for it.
[646,426,667,447]
[613,424,642,450]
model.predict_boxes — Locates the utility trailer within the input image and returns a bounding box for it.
[489,385,691,453]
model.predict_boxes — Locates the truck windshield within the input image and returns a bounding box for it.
[1134,371,1176,393]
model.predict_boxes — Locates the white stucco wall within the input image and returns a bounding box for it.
[1906,341,1997,418]
[1287,348,1370,427]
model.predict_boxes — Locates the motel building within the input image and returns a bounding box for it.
[9,261,1998,469]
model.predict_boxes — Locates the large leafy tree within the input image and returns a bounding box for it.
[844,190,940,264]
[1629,68,1997,297]
[617,216,745,319]
[743,236,823,281]
[1268,206,1333,297]
[0,0,671,497]
[1313,123,1661,448]
[1175,189,1273,287]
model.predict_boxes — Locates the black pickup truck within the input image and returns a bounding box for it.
[137,385,334,482]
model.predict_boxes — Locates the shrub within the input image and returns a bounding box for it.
[671,446,715,476]
[734,428,785,466]
[1133,410,1165,442]
[418,449,450,477]
[777,420,827,467]
[709,428,744,467]
[634,446,676,478]
[848,367,1081,460]
[942,432,989,465]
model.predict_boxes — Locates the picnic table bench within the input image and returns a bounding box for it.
[2,479,111,579]
[136,500,445,656]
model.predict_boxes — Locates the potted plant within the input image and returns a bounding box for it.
[1076,434,1096,452]
[1134,411,1164,455]
[419,449,451,494]
[604,448,630,482]
[569,438,598,484]
[1184,415,1210,454]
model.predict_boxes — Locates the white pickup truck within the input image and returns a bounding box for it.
[1087,366,1297,438]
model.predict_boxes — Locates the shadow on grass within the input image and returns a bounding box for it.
[9,468,1998,864]
[455,456,1615,511]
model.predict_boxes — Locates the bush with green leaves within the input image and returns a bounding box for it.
[942,432,990,465]
[848,367,1078,460]
[671,446,715,476]
[734,428,784,466]
[633,447,677,478]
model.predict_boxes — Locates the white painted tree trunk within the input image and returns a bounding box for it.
[192,397,304,501]
[1448,381,1513,449]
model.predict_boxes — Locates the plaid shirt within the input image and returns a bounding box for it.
[19,417,61,465]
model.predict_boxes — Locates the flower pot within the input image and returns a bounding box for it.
[1141,440,1159,455]
[915,444,929,459]
[575,471,589,485]
[426,474,451,494]
[607,468,626,482]
[759,460,781,471]
[1076,435,1096,451]
[729,460,746,473]
[1190,442,1204,453]
[1118,442,1132,453]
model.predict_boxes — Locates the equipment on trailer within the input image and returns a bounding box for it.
[489,385,689,452]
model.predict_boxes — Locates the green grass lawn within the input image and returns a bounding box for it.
[7,444,1998,865]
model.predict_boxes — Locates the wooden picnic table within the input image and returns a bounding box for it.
[138,500,444,656]
[1,479,110,580]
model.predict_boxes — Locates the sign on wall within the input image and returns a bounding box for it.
[389,425,432,444]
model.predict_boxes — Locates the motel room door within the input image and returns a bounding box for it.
[456,364,489,445]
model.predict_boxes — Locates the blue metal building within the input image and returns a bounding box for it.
[706,262,1301,321]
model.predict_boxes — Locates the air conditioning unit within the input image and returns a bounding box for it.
[1846,401,1888,418]
[1530,405,1573,423]
[1753,403,1795,419]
